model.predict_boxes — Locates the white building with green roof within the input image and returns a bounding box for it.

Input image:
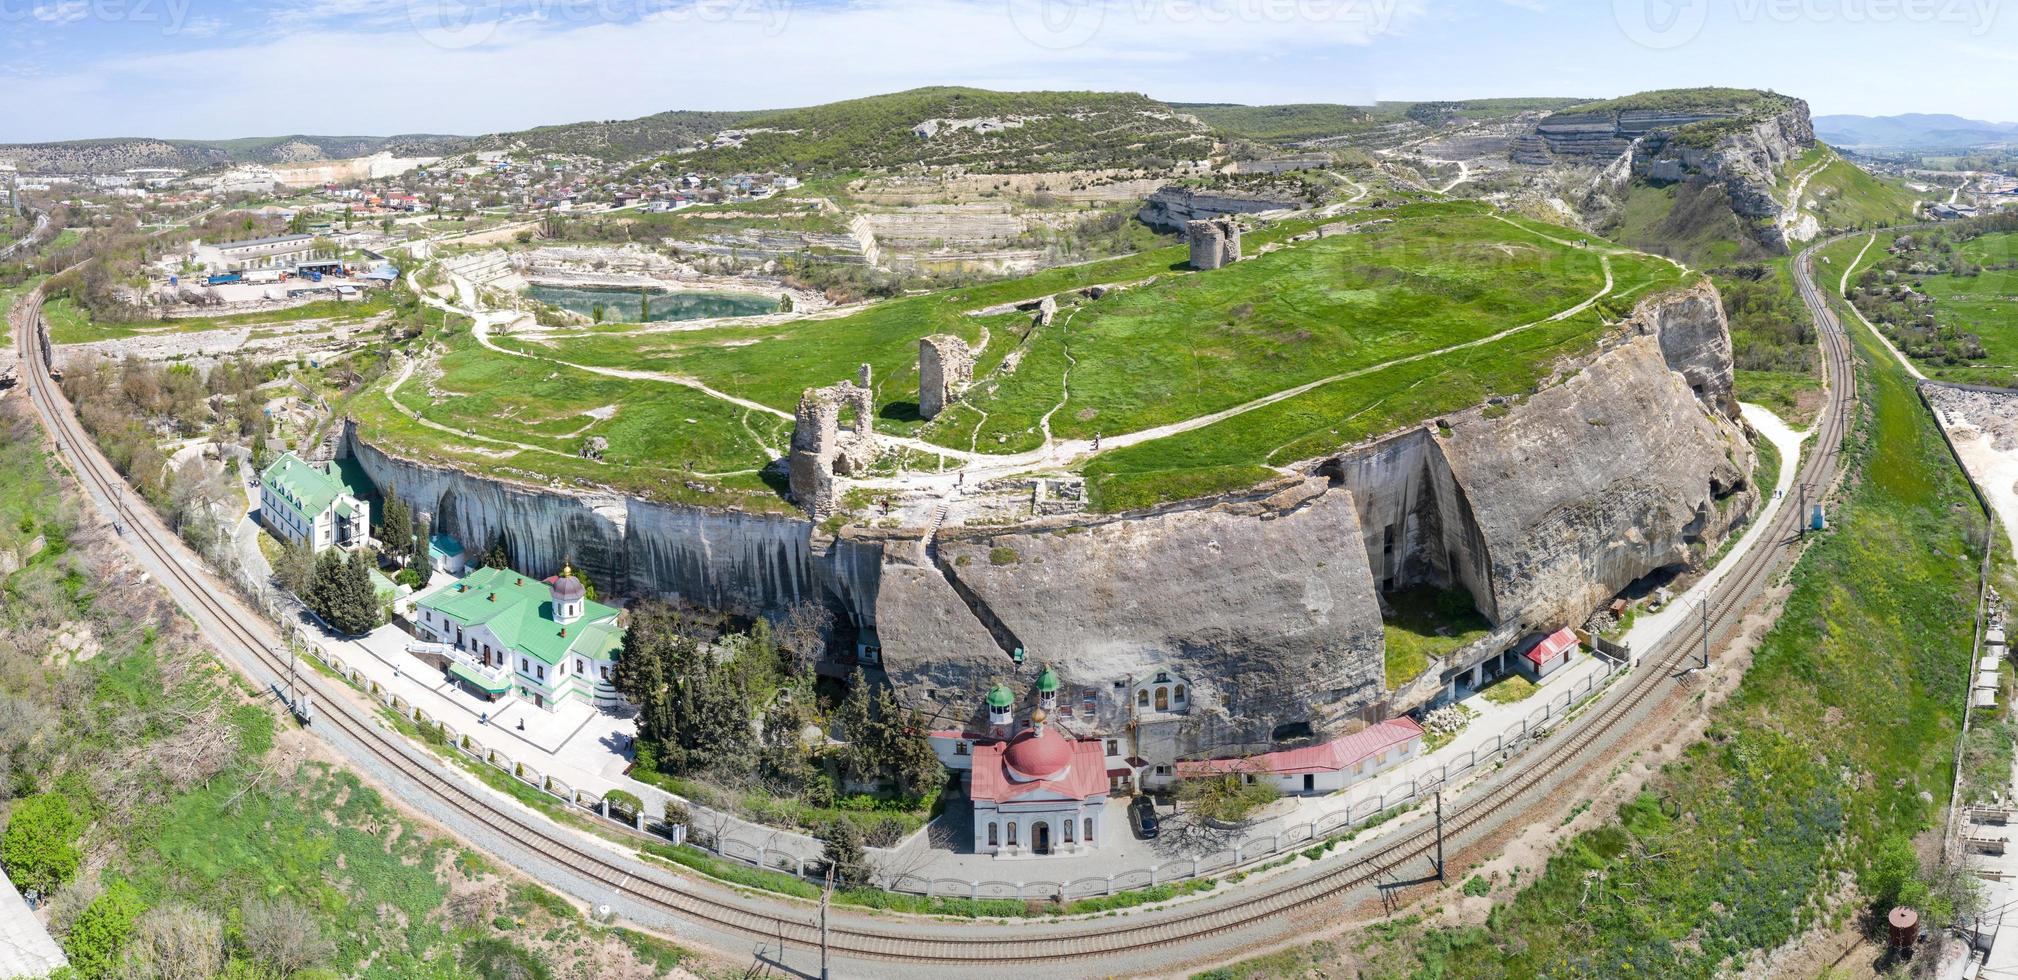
[414,564,626,711]
[259,452,371,553]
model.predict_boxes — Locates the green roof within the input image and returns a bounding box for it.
[986,683,1014,709]
[261,452,346,524]
[417,565,621,667]
[449,660,512,694]
[1036,666,1060,693]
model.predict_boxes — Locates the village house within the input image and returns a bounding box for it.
[414,565,627,711]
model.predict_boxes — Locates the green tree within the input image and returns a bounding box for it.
[411,515,434,585]
[481,535,510,571]
[615,600,752,776]
[306,548,377,635]
[65,879,146,979]
[890,709,945,801]
[272,537,315,596]
[0,792,82,894]
[378,484,411,563]
[817,820,871,888]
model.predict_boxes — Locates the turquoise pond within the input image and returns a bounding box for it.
[526,284,780,323]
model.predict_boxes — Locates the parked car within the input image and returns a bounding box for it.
[1129,795,1160,839]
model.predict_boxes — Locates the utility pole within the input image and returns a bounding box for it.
[1701,599,1711,670]
[819,866,834,980]
[1434,789,1445,882]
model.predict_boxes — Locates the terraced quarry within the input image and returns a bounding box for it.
[360,201,1689,513]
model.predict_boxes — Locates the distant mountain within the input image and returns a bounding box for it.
[1814,113,2018,149]
[479,87,1213,172]
[0,134,469,174]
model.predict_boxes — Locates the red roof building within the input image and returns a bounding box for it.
[1176,717,1424,795]
[1518,627,1579,680]
[963,710,1112,858]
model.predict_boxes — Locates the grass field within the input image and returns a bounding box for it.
[1215,275,1986,978]
[427,201,1684,510]
[1915,232,2018,384]
[1382,585,1492,690]
[1800,156,1922,230]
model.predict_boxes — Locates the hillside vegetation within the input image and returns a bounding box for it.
[490,87,1213,172]
[1560,87,1799,118]
[0,134,465,173]
[1210,262,1986,979]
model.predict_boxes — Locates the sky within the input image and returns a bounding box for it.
[1,0,2014,142]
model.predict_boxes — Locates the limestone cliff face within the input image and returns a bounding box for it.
[1636,103,1816,249]
[1437,334,1752,632]
[891,478,1386,754]
[345,280,1756,760]
[1137,186,1303,233]
[344,428,871,622]
[1634,278,1739,418]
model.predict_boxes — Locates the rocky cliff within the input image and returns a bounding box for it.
[345,281,1756,760]
[892,478,1386,754]
[1516,95,1816,254]
[1137,186,1306,232]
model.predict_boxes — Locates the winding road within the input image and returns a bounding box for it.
[8,231,1859,977]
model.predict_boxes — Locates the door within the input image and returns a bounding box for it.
[1302,774,1314,793]
[1033,821,1051,855]
[1155,687,1169,711]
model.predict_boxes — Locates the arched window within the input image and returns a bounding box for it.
[1063,820,1075,843]
[1007,823,1019,847]
[1155,687,1169,712]
[1084,818,1094,843]
[1174,685,1187,703]
[1137,689,1150,707]
[987,823,998,847]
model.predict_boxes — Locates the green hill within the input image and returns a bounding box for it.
[484,87,1212,172]
[1559,87,1799,118]
[1180,98,1583,145]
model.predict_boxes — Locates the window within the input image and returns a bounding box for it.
[1174,685,1187,703]
[1007,823,1018,847]
[1154,764,1171,775]
[987,823,998,847]
[600,666,610,681]
[1084,818,1094,843]
[521,657,529,673]
[575,659,584,674]
[954,741,969,756]
[1063,820,1075,843]
[1137,690,1150,708]
[1105,739,1119,756]
[537,665,545,681]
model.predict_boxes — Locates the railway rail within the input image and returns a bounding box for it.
[8,236,1857,975]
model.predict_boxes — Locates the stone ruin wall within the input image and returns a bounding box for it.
[786,370,879,519]
[1186,217,1242,271]
[917,335,976,421]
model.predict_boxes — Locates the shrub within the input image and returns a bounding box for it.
[65,879,146,979]
[2,792,82,894]
[988,546,1020,566]
[605,790,644,818]
[662,800,691,826]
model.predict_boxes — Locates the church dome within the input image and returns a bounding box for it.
[1002,725,1072,781]
[550,564,586,604]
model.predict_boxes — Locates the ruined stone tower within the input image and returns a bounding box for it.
[917,335,976,421]
[1186,217,1242,270]
[788,379,879,518]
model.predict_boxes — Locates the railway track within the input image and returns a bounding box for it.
[8,238,1858,974]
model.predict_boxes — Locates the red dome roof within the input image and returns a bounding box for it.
[1002,727,1072,781]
